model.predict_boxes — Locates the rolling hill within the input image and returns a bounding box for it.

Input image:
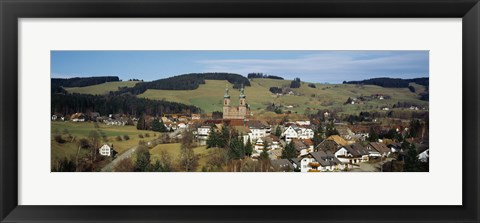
[64,77,428,116]
[65,81,139,95]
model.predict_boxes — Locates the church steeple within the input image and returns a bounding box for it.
[239,84,246,99]
[224,84,230,98]
[223,84,230,107]
[239,84,246,106]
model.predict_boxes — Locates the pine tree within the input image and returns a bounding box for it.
[325,121,339,137]
[368,127,379,142]
[218,125,230,148]
[151,118,162,132]
[134,146,151,172]
[275,125,282,137]
[206,127,218,148]
[404,142,420,172]
[136,115,146,130]
[227,135,244,160]
[313,122,324,147]
[244,136,253,156]
[282,141,297,159]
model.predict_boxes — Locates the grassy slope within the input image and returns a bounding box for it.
[65,79,428,115]
[65,81,139,95]
[139,79,428,115]
[149,143,209,171]
[51,121,157,167]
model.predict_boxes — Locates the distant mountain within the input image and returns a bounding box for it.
[115,73,250,95]
[343,77,429,88]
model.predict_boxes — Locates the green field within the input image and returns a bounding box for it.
[65,79,428,115]
[65,81,139,95]
[150,143,210,171]
[51,121,157,168]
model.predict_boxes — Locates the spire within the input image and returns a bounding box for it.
[239,83,246,98]
[224,84,230,98]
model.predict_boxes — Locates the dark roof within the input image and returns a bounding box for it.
[271,159,294,170]
[293,140,308,152]
[247,120,267,129]
[342,143,369,157]
[316,139,342,152]
[289,157,302,167]
[368,142,390,154]
[414,143,429,154]
[310,151,342,167]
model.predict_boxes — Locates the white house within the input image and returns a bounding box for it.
[99,144,113,156]
[295,120,311,126]
[292,139,314,157]
[418,149,429,162]
[282,125,314,142]
[71,113,86,122]
[300,151,345,172]
[177,122,187,129]
[282,126,298,142]
[247,121,270,142]
[196,126,212,141]
[299,128,314,139]
[366,142,390,157]
[334,143,370,165]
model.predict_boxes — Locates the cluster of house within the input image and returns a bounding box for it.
[51,112,202,129]
[160,114,200,131]
[195,119,429,172]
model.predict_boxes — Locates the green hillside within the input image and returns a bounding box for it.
[65,81,139,95]
[65,79,428,115]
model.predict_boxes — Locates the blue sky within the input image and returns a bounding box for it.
[51,50,429,83]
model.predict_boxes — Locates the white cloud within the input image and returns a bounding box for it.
[197,51,428,83]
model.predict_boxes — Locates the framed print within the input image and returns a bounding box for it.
[1,0,479,222]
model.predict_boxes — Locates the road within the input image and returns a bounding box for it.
[101,146,137,172]
[100,129,184,172]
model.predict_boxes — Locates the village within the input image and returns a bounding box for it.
[51,84,429,172]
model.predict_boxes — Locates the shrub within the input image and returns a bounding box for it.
[145,133,150,137]
[115,135,123,141]
[79,138,91,149]
[54,134,66,144]
[123,135,130,140]
[308,83,316,88]
[138,134,144,138]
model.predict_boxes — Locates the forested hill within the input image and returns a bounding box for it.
[51,93,201,116]
[343,77,429,88]
[116,72,250,95]
[52,76,120,88]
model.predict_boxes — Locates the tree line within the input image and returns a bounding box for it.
[51,93,201,117]
[247,73,284,80]
[343,77,429,88]
[115,73,251,95]
[52,76,120,88]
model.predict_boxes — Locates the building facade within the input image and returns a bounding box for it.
[223,86,250,120]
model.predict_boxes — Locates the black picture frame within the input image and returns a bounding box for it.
[1,0,479,222]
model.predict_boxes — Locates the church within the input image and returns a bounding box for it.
[223,85,250,120]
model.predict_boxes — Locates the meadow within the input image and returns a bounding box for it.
[51,121,156,168]
[51,121,212,171]
[137,79,428,115]
[65,81,139,95]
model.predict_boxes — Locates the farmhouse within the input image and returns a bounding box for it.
[335,143,370,164]
[70,113,86,122]
[98,144,117,157]
[300,151,344,172]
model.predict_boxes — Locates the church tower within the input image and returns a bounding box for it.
[238,85,247,117]
[223,86,231,118]
[239,85,246,107]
